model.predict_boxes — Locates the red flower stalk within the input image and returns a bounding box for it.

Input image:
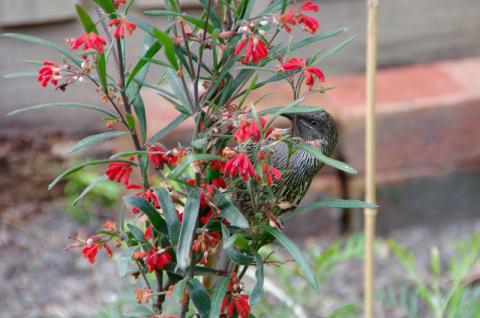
[114,0,127,9]
[280,57,325,88]
[81,236,113,264]
[109,17,137,39]
[279,0,320,34]
[37,60,62,87]
[221,294,251,318]
[148,145,167,169]
[261,164,282,186]
[144,225,153,240]
[105,157,134,185]
[234,35,269,64]
[145,247,172,272]
[135,287,153,304]
[129,188,159,214]
[68,32,107,56]
[224,153,255,181]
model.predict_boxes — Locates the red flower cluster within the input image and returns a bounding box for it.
[114,0,126,9]
[148,146,184,169]
[281,57,325,87]
[261,164,282,186]
[233,116,271,143]
[192,230,221,264]
[68,32,107,56]
[128,187,160,214]
[81,236,113,264]
[279,0,320,34]
[224,153,255,181]
[144,248,172,272]
[37,60,62,87]
[208,160,227,189]
[105,157,134,185]
[109,17,136,39]
[221,273,251,318]
[234,35,269,64]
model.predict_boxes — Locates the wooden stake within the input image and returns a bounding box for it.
[364,0,379,318]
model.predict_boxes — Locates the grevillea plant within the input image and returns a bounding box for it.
[4,0,375,317]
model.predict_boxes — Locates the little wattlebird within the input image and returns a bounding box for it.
[212,110,338,275]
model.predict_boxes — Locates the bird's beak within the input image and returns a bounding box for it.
[280,113,293,120]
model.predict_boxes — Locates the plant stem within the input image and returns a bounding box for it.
[194,0,213,111]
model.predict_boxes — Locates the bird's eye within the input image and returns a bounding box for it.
[310,120,318,126]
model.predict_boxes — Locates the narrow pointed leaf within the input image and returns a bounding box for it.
[282,199,379,221]
[144,11,214,33]
[48,159,135,190]
[212,192,249,228]
[123,195,168,234]
[258,105,323,116]
[76,4,98,34]
[176,189,200,271]
[151,28,178,70]
[166,68,190,111]
[6,102,117,118]
[260,225,319,291]
[92,0,115,15]
[73,174,109,205]
[188,278,211,318]
[209,276,231,318]
[295,143,357,174]
[146,113,190,145]
[250,253,265,305]
[69,130,129,153]
[2,33,81,67]
[154,187,181,245]
[4,72,37,78]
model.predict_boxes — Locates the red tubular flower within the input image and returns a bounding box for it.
[37,60,62,87]
[192,230,221,264]
[145,247,172,272]
[234,36,269,64]
[279,0,320,34]
[280,57,325,88]
[163,148,184,165]
[262,164,282,186]
[105,157,134,185]
[114,0,127,9]
[109,17,137,39]
[148,145,166,169]
[221,294,251,318]
[81,237,113,264]
[233,116,271,143]
[209,160,227,189]
[304,66,325,87]
[144,225,153,240]
[224,153,255,181]
[68,32,107,56]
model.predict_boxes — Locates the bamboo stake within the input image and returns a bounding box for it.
[364,0,379,318]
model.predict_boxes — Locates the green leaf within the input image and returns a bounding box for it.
[127,223,147,242]
[130,92,147,142]
[212,192,249,229]
[123,195,168,234]
[124,305,155,318]
[2,33,82,67]
[260,225,319,291]
[225,246,255,265]
[4,72,37,78]
[73,174,109,205]
[144,11,214,33]
[125,113,136,131]
[96,54,108,93]
[92,0,116,15]
[6,102,117,118]
[165,68,191,112]
[209,276,231,318]
[314,35,357,64]
[282,199,378,221]
[167,154,224,179]
[69,130,129,153]
[199,0,221,29]
[146,113,189,145]
[188,278,211,318]
[154,187,181,246]
[258,105,323,116]
[49,159,135,190]
[273,27,349,57]
[76,4,98,34]
[127,43,161,88]
[176,189,200,271]
[295,143,357,174]
[250,253,265,305]
[117,254,130,277]
[151,28,178,70]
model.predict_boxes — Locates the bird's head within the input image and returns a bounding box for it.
[282,110,338,155]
